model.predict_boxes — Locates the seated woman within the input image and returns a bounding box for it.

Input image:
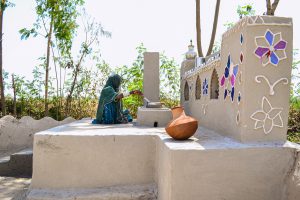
[92,74,143,124]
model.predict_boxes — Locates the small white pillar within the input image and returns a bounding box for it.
[143,52,160,104]
[137,52,172,127]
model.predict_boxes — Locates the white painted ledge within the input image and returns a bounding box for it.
[28,184,157,200]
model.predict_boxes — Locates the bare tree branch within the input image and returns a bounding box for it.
[266,0,272,15]
[271,0,280,15]
[65,12,111,115]
[196,0,203,57]
[206,0,221,56]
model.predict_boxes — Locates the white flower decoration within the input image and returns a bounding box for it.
[250,96,283,134]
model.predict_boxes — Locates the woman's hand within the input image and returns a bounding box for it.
[115,90,143,101]
[130,90,143,96]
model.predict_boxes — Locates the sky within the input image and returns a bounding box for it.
[3,0,300,80]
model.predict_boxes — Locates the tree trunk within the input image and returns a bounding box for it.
[206,0,221,56]
[51,46,59,120]
[65,53,85,116]
[45,16,53,116]
[271,0,280,15]
[0,0,5,116]
[196,0,203,57]
[59,54,62,119]
[266,0,272,15]
[266,0,280,16]
[12,74,16,116]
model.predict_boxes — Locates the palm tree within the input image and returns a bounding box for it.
[196,0,221,57]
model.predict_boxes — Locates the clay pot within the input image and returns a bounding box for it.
[165,106,198,140]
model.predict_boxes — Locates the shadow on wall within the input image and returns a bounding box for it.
[210,68,219,100]
[0,115,75,152]
[195,76,201,100]
[184,81,189,101]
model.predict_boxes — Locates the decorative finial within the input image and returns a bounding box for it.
[185,40,197,60]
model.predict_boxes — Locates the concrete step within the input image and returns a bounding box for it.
[0,148,32,177]
[27,184,158,200]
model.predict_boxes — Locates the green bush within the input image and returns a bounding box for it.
[288,106,300,143]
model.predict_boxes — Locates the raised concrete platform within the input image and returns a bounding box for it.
[28,119,300,200]
[137,107,172,127]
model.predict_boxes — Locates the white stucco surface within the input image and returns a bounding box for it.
[181,16,293,143]
[29,119,300,200]
[137,107,172,127]
[0,115,75,153]
[143,52,160,103]
[28,184,157,200]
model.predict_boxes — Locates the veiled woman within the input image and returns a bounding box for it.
[92,74,142,124]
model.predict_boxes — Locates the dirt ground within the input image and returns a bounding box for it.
[0,176,31,200]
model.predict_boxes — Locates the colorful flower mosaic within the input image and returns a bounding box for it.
[254,29,287,66]
[202,78,208,95]
[220,54,239,102]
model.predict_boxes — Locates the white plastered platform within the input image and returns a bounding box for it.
[28,119,300,200]
[137,107,172,127]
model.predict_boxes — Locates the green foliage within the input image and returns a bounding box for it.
[288,106,300,143]
[290,96,300,110]
[116,44,180,117]
[224,3,255,30]
[20,0,85,55]
[286,43,300,143]
[63,11,111,111]
[237,4,255,19]
[2,69,9,90]
[116,44,145,117]
[223,22,235,30]
[212,41,221,54]
[292,49,300,70]
[19,28,38,40]
[160,53,180,100]
[0,0,15,11]
[291,49,300,96]
[2,56,111,120]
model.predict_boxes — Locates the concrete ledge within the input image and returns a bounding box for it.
[29,119,300,200]
[0,148,32,177]
[137,107,172,127]
[27,184,157,200]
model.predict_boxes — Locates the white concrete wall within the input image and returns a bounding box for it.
[31,124,156,189]
[286,149,300,199]
[169,147,295,200]
[0,115,75,152]
[181,16,293,143]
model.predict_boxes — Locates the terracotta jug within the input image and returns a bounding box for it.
[165,106,198,140]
